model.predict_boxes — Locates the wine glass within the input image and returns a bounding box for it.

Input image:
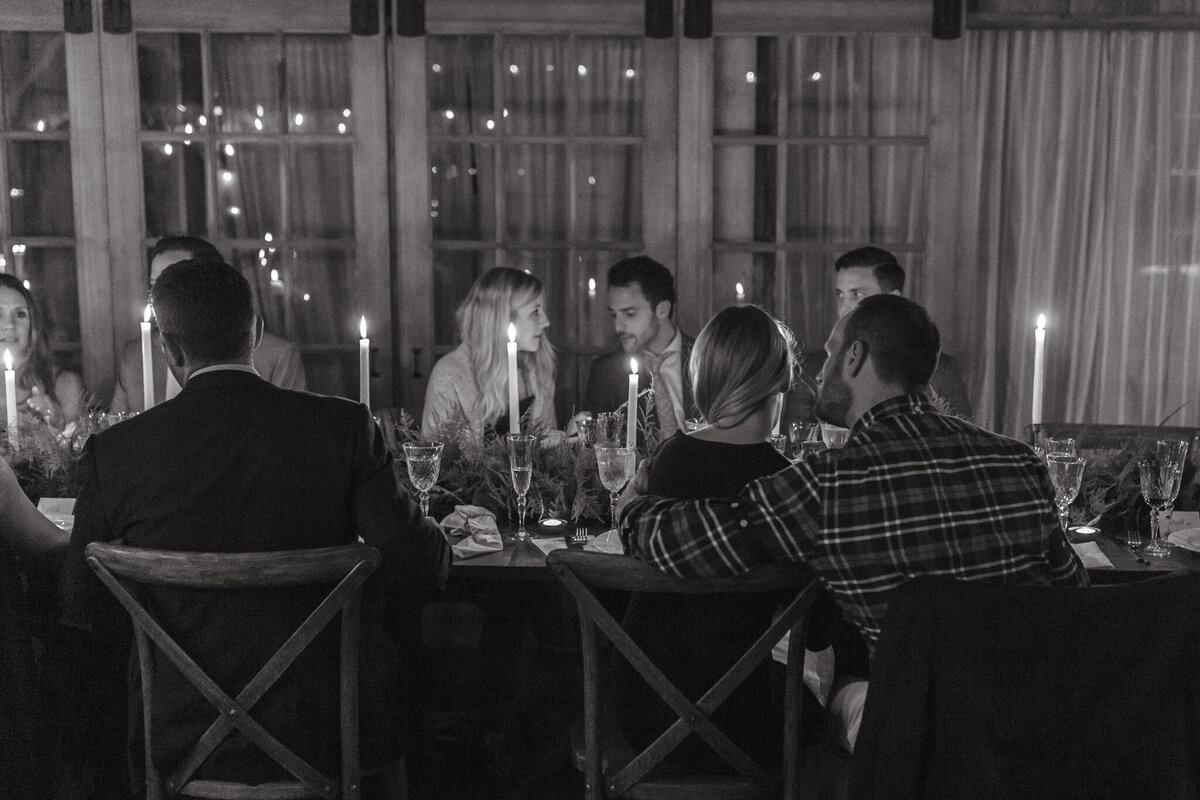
[799,440,826,460]
[507,433,538,542]
[402,442,443,518]
[1157,441,1188,557]
[595,444,636,534]
[1041,436,1077,456]
[1046,454,1085,541]
[820,422,850,449]
[768,434,788,456]
[594,412,621,445]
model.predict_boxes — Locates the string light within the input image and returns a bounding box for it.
[163,143,173,155]
[224,144,236,156]
[198,114,208,126]
[228,206,241,216]
[577,65,588,76]
[624,68,636,79]
[213,105,223,116]
[486,119,495,130]
[338,123,347,134]
[253,119,263,131]
[587,176,596,186]
[343,108,351,117]
[221,170,234,184]
[444,110,455,120]
[746,71,756,83]
[35,119,45,132]
[811,71,822,81]
[303,293,311,301]
[431,64,441,73]
[294,113,304,126]
[184,123,194,134]
[509,64,519,75]
[264,232,274,242]
[255,104,264,117]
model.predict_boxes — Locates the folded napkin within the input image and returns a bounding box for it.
[440,505,503,560]
[532,537,568,556]
[1168,527,1200,553]
[583,529,624,555]
[1070,540,1113,569]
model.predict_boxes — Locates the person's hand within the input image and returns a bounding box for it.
[25,386,64,431]
[615,459,652,521]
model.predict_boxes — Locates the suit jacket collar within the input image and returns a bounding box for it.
[179,368,268,395]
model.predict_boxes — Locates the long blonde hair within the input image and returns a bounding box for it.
[690,305,795,429]
[456,268,556,425]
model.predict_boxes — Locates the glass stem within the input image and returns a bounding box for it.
[1162,502,1174,540]
[517,494,527,536]
[610,491,619,531]
[1057,502,1069,537]
[419,490,429,518]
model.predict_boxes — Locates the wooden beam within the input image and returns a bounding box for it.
[714,1,928,34]
[675,34,713,336]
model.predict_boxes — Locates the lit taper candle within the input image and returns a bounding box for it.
[1032,314,1046,426]
[4,349,16,449]
[507,323,520,434]
[627,358,638,447]
[359,316,370,407]
[141,305,155,411]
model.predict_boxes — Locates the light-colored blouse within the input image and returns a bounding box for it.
[421,344,557,441]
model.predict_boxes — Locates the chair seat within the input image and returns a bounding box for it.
[179,779,319,799]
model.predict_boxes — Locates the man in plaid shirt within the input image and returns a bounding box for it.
[618,294,1087,747]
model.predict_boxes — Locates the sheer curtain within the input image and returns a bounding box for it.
[962,30,1200,436]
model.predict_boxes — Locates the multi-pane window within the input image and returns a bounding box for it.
[712,35,929,355]
[0,32,78,373]
[426,34,644,409]
[136,32,359,396]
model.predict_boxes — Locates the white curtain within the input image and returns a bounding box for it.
[962,30,1200,436]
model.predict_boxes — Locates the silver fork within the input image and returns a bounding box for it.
[572,523,590,545]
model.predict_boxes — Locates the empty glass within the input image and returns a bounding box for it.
[1139,440,1188,558]
[1041,436,1077,457]
[820,422,850,449]
[507,433,538,542]
[403,442,443,518]
[1046,454,1085,541]
[595,444,636,534]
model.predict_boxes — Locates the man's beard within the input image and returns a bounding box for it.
[814,369,852,427]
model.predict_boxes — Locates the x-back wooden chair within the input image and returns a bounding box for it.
[85,542,380,800]
[547,549,822,800]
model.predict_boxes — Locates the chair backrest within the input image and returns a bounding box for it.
[849,572,1200,800]
[85,542,381,800]
[547,549,822,800]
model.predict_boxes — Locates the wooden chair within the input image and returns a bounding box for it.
[1030,422,1200,458]
[546,549,822,800]
[85,542,381,800]
[848,572,1200,800]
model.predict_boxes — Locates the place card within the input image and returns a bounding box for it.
[1167,511,1199,534]
[38,497,75,515]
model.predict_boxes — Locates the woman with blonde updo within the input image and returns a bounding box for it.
[613,304,799,771]
[422,267,557,441]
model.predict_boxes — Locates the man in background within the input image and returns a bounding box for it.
[109,235,305,411]
[59,259,449,794]
[787,246,972,427]
[583,256,696,438]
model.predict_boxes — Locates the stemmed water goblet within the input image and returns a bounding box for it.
[507,433,538,542]
[595,444,636,535]
[402,441,443,518]
[1046,453,1086,541]
[594,412,621,446]
[1139,440,1189,558]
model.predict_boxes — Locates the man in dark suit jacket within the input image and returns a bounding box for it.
[583,256,696,439]
[58,259,450,789]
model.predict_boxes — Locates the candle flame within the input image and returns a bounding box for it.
[1036,314,1046,330]
[143,305,152,323]
[3,349,10,371]
[360,316,367,339]
[630,358,638,375]
[587,278,596,292]
[735,282,745,295]
[508,323,517,343]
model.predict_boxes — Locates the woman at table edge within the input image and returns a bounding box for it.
[0,273,85,432]
[422,267,558,443]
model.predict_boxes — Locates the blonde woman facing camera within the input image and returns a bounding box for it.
[422,268,557,442]
[612,305,798,770]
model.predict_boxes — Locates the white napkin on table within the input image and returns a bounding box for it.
[440,505,503,560]
[1168,527,1200,553]
[583,529,624,554]
[1070,540,1113,569]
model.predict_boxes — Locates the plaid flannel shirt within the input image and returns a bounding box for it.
[620,393,1089,653]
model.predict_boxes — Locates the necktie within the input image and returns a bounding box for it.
[641,351,678,439]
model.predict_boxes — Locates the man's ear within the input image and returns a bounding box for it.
[845,339,867,378]
[654,300,672,320]
[159,331,186,367]
[252,314,264,351]
[889,288,903,297]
